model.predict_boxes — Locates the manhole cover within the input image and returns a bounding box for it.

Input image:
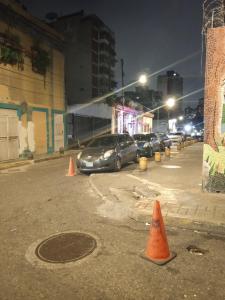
[35,232,97,263]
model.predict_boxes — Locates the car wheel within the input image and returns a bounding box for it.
[114,157,122,171]
[149,147,153,157]
[134,151,140,163]
[160,143,165,152]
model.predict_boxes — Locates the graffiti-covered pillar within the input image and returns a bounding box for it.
[203,27,225,193]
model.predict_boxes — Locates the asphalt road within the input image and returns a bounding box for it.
[1,157,225,300]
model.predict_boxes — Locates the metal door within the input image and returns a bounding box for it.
[54,114,64,151]
[33,111,47,154]
[0,109,19,161]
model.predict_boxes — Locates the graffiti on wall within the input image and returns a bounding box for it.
[203,27,225,193]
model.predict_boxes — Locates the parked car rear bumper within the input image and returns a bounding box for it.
[138,147,152,157]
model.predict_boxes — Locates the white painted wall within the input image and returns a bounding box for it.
[27,121,35,152]
[18,121,28,154]
[68,103,112,119]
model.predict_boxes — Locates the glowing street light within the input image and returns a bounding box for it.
[166,97,176,108]
[178,115,184,121]
[184,124,192,132]
[138,74,147,85]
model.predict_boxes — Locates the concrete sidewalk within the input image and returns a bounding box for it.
[0,149,80,171]
[90,143,225,227]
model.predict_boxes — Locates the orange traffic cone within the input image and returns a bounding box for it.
[142,200,176,265]
[67,157,76,176]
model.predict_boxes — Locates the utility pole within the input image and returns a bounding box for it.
[121,58,125,132]
[157,109,159,132]
[121,58,125,98]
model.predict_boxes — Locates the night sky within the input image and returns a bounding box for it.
[21,0,204,107]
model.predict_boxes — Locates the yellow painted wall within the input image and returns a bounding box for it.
[32,111,47,154]
[0,13,65,156]
[0,20,65,111]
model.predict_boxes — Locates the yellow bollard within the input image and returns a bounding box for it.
[165,147,171,157]
[177,143,181,151]
[139,157,148,171]
[155,152,161,162]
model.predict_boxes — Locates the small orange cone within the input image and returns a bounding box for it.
[142,200,176,265]
[67,157,76,176]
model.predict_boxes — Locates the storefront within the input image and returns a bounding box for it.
[112,105,153,136]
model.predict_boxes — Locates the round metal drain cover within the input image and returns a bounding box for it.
[35,232,97,263]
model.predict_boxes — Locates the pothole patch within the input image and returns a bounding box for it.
[35,232,97,263]
[186,245,208,255]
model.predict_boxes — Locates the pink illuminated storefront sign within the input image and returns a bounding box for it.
[114,105,153,136]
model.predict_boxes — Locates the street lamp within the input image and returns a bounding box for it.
[166,97,175,132]
[184,124,192,132]
[166,97,176,108]
[178,115,184,121]
[138,74,148,85]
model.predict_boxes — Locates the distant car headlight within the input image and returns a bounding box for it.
[143,142,150,148]
[103,149,115,158]
[77,152,82,160]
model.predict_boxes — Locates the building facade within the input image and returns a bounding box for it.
[0,0,66,161]
[67,103,112,145]
[202,1,225,192]
[52,10,116,105]
[112,104,153,136]
[125,86,162,110]
[157,70,183,115]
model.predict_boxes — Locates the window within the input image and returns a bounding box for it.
[92,40,98,52]
[118,135,126,144]
[92,29,99,40]
[92,76,98,87]
[92,88,98,97]
[92,64,98,75]
[92,53,98,64]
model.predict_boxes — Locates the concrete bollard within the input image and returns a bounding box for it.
[155,152,161,162]
[139,157,148,171]
[165,147,171,157]
[177,143,181,151]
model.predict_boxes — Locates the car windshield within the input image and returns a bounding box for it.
[146,134,156,141]
[168,133,181,136]
[133,134,146,141]
[87,136,118,148]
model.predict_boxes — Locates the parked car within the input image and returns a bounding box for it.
[167,132,184,144]
[148,133,161,152]
[184,134,192,141]
[192,134,204,142]
[76,134,138,173]
[156,133,172,150]
[133,134,153,157]
[133,133,161,157]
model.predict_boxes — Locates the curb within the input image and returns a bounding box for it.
[0,150,80,170]
[0,160,33,171]
[130,213,225,235]
[33,150,80,163]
